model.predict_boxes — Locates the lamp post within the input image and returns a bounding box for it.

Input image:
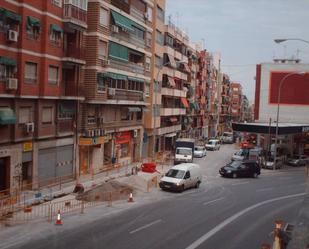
[273,72,305,170]
[274,38,309,45]
[153,60,187,160]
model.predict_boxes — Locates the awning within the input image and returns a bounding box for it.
[50,24,63,33]
[132,23,146,31]
[165,133,177,138]
[167,54,177,68]
[181,97,189,108]
[0,56,17,66]
[109,41,129,62]
[169,117,178,123]
[128,76,144,83]
[182,63,191,73]
[0,8,21,22]
[129,49,144,57]
[27,16,40,30]
[128,107,142,112]
[103,72,127,81]
[111,10,134,32]
[0,108,16,125]
[168,76,176,87]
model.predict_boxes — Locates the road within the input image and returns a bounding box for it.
[6,144,307,249]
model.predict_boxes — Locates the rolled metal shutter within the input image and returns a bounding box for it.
[38,148,56,181]
[56,145,73,178]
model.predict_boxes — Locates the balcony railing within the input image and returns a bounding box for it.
[160,108,186,116]
[61,81,84,97]
[64,4,87,25]
[111,0,130,13]
[111,29,146,49]
[109,59,145,75]
[57,119,74,135]
[161,87,187,97]
[103,119,142,129]
[157,124,182,136]
[64,46,85,61]
[130,6,145,22]
[108,88,144,102]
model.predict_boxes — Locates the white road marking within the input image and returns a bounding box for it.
[256,187,274,192]
[203,197,225,206]
[129,219,162,234]
[185,192,305,249]
[231,181,249,186]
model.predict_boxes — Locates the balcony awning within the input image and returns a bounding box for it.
[169,117,178,123]
[0,8,21,22]
[181,97,189,108]
[109,41,129,62]
[168,76,176,87]
[50,24,63,33]
[167,54,177,68]
[27,16,40,30]
[165,133,177,138]
[0,56,17,66]
[182,63,191,73]
[103,72,127,81]
[132,23,146,31]
[111,10,134,32]
[128,107,142,112]
[128,76,144,83]
[0,108,16,125]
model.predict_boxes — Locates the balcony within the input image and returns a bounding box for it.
[63,4,87,28]
[160,108,186,116]
[108,88,144,102]
[103,119,142,129]
[157,124,182,136]
[111,0,130,13]
[57,119,74,136]
[63,46,86,64]
[111,29,146,49]
[130,6,145,22]
[109,59,145,75]
[161,87,187,97]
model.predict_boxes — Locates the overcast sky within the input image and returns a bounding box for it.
[166,0,309,102]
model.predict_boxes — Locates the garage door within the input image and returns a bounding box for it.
[56,145,73,178]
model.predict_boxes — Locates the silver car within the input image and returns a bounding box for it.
[287,155,309,167]
[194,146,207,158]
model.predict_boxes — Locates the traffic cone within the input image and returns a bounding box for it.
[128,192,134,203]
[55,210,63,225]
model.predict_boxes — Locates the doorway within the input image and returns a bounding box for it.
[0,157,10,194]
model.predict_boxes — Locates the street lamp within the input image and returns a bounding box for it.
[274,38,309,45]
[273,71,306,170]
[153,59,187,159]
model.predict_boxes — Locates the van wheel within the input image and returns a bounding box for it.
[195,181,200,189]
[232,173,237,179]
[179,185,185,193]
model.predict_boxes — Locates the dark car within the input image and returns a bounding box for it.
[219,160,260,178]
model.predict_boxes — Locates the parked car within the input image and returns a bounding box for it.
[262,157,283,170]
[231,149,249,161]
[159,163,202,192]
[205,139,220,151]
[220,132,234,144]
[194,146,207,158]
[219,160,260,178]
[287,155,309,167]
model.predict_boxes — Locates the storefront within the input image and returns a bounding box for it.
[114,131,132,165]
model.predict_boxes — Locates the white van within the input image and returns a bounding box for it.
[174,147,193,164]
[221,132,233,144]
[205,139,220,151]
[159,163,202,192]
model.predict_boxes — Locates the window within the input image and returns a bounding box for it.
[51,0,62,7]
[145,82,150,96]
[97,74,107,92]
[99,41,107,59]
[0,64,15,81]
[19,107,32,124]
[49,25,62,46]
[146,32,152,47]
[71,0,87,10]
[26,16,40,40]
[146,7,153,22]
[156,5,164,22]
[100,7,109,26]
[145,57,151,71]
[48,66,59,85]
[25,62,37,84]
[132,26,145,40]
[137,111,143,121]
[42,107,53,124]
[156,29,164,45]
[233,87,238,91]
[155,55,162,67]
[165,34,173,47]
[87,116,96,124]
[121,109,132,121]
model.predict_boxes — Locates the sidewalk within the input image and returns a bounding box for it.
[288,167,309,249]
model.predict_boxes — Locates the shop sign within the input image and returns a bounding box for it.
[79,137,104,146]
[115,131,131,144]
[302,126,309,133]
[23,142,33,152]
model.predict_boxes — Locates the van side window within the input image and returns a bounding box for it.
[185,171,191,179]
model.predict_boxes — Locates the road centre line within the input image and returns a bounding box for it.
[185,192,305,249]
[203,197,225,206]
[256,187,274,192]
[231,181,249,186]
[129,219,162,234]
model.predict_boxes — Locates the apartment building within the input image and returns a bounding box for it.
[81,0,153,174]
[0,0,86,193]
[219,73,232,133]
[230,82,242,122]
[144,0,191,156]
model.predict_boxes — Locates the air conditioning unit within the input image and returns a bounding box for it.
[6,78,18,90]
[25,122,34,133]
[133,129,138,138]
[111,25,119,33]
[7,30,18,42]
[108,88,116,96]
[100,58,110,67]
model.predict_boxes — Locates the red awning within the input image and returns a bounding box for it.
[167,54,177,68]
[183,63,191,73]
[168,76,176,87]
[181,97,189,108]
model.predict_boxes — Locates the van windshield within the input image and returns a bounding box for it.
[166,169,185,179]
[208,141,216,145]
[176,148,192,155]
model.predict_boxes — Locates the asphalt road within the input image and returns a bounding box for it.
[7,145,307,249]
